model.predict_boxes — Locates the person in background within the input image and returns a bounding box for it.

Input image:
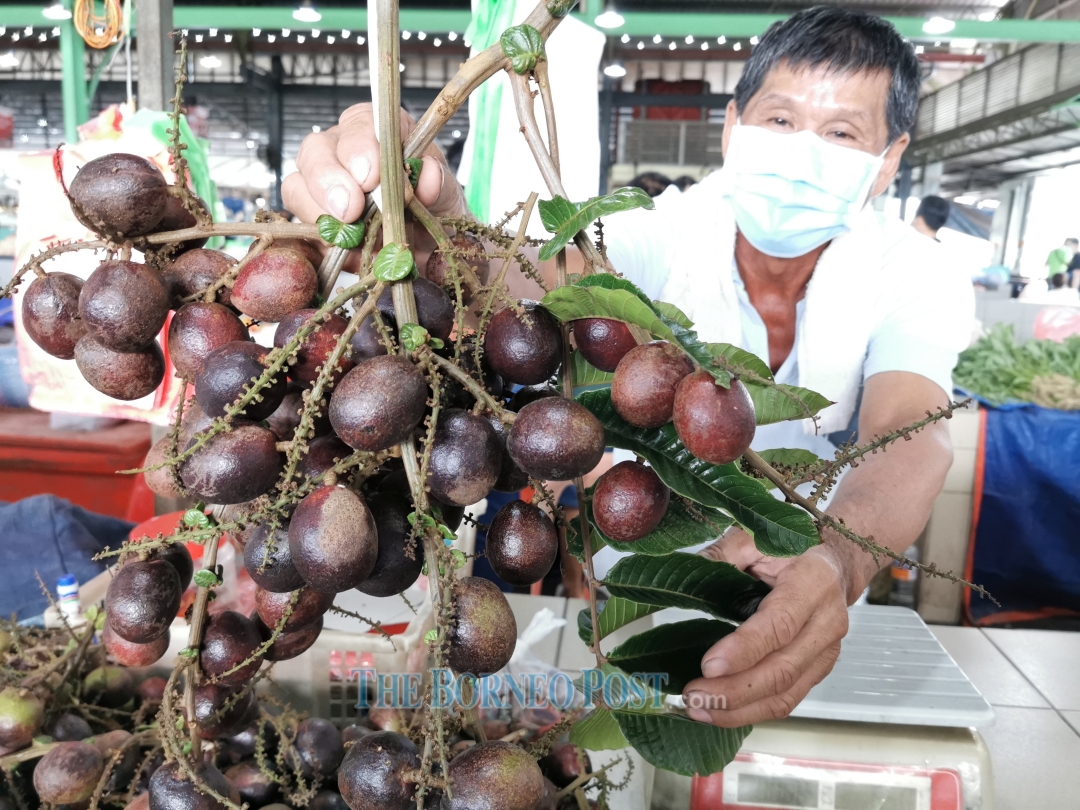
[1066,243,1080,288]
[673,174,698,192]
[1045,237,1078,281]
[626,171,672,198]
[911,195,950,241]
[1046,271,1080,305]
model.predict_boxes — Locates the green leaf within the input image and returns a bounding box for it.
[182,509,209,529]
[399,323,430,352]
[546,0,578,17]
[500,24,545,74]
[538,188,654,261]
[193,569,221,589]
[614,711,751,776]
[424,629,438,644]
[751,448,823,490]
[570,708,628,750]
[652,301,694,329]
[181,740,193,756]
[403,157,423,188]
[94,612,106,631]
[576,388,820,557]
[316,214,366,250]
[179,647,198,659]
[84,604,99,623]
[575,273,655,306]
[578,597,660,648]
[571,351,614,394]
[373,242,417,282]
[602,553,768,623]
[584,490,733,557]
[450,549,467,569]
[745,382,834,427]
[606,619,736,694]
[541,285,673,340]
[429,337,445,350]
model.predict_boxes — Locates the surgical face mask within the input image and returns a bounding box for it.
[721,123,886,258]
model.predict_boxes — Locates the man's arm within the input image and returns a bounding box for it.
[682,371,953,727]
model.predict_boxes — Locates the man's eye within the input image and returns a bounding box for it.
[771,118,791,127]
[830,130,853,140]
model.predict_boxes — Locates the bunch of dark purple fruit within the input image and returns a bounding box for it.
[572,317,758,543]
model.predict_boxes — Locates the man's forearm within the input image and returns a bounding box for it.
[823,404,953,602]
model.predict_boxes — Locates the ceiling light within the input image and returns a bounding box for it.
[978,11,997,21]
[313,125,321,132]
[246,139,256,149]
[594,4,625,29]
[42,3,72,21]
[701,41,708,50]
[195,34,203,42]
[267,34,276,42]
[296,34,305,43]
[200,55,222,68]
[463,38,471,47]
[11,33,19,42]
[979,199,1001,209]
[252,28,261,36]
[0,28,6,36]
[293,1,321,23]
[282,28,290,37]
[620,33,630,43]
[51,27,60,36]
[685,35,694,44]
[209,28,218,36]
[448,32,458,41]
[417,31,426,40]
[37,118,47,127]
[668,41,676,50]
[750,35,759,45]
[652,34,662,44]
[914,44,924,53]
[733,41,742,51]
[224,33,233,42]
[636,41,643,50]
[37,32,47,41]
[604,62,627,77]
[327,35,335,43]
[399,62,405,72]
[452,130,462,138]
[717,35,726,44]
[402,30,411,40]
[24,26,32,35]
[311,29,320,37]
[922,16,956,35]
[356,35,365,44]
[954,195,977,204]
[0,52,19,69]
[342,29,350,37]
[434,37,442,46]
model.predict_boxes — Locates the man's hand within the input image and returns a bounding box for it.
[682,371,954,728]
[681,529,854,727]
[281,103,468,224]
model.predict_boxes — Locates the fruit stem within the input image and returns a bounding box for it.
[0,740,58,772]
[473,191,540,333]
[423,349,515,423]
[407,198,484,294]
[507,70,610,274]
[741,448,991,598]
[143,221,320,245]
[554,758,622,801]
[459,676,487,743]
[183,532,220,748]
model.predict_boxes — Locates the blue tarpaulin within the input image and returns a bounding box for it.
[968,404,1080,624]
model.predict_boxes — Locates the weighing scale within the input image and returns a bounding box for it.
[683,606,995,810]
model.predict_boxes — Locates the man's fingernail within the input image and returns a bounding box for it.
[350,156,371,186]
[687,708,711,724]
[327,186,350,219]
[702,657,729,678]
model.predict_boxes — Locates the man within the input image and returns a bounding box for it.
[283,6,973,729]
[912,195,951,241]
[1046,237,1078,281]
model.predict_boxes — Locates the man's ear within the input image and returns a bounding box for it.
[870,131,910,197]
[721,98,739,161]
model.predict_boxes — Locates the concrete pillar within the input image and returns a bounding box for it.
[136,0,175,111]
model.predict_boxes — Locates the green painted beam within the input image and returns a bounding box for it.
[3,5,1080,44]
[58,0,88,141]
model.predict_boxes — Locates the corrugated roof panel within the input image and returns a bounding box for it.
[1017,44,1060,106]
[933,82,960,133]
[985,56,1021,117]
[1057,44,1080,90]
[957,70,988,128]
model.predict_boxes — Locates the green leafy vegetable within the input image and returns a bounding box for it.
[954,324,1080,409]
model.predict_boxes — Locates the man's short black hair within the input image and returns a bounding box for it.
[1052,272,1067,289]
[1065,237,1079,247]
[733,6,921,143]
[916,195,951,232]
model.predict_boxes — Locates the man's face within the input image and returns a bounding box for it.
[722,61,910,198]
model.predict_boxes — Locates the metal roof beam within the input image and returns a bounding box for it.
[912,104,1080,164]
[4,6,1080,44]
